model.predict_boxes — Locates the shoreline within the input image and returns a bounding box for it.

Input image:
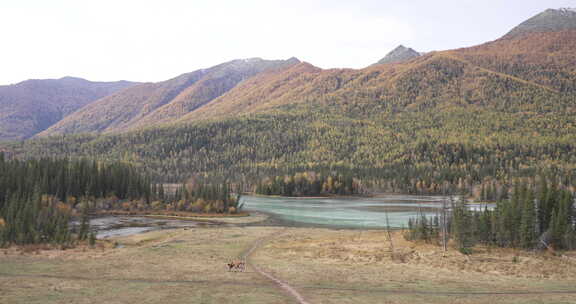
[92,210,250,219]
[245,193,382,200]
[245,192,454,200]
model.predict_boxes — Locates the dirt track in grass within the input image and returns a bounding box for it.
[241,227,311,304]
[2,221,576,304]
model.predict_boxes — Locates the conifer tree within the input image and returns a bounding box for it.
[78,204,90,241]
[452,200,475,253]
[520,189,536,248]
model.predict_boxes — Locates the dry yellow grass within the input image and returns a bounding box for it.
[0,226,295,304]
[1,225,575,304]
[254,229,576,304]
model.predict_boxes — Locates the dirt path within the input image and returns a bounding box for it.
[237,228,576,302]
[241,228,311,304]
[3,227,576,303]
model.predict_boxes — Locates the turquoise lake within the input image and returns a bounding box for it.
[241,195,490,229]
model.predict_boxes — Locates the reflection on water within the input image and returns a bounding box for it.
[242,195,493,229]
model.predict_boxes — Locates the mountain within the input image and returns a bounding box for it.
[175,62,324,121]
[174,7,576,124]
[503,8,576,39]
[0,77,135,141]
[38,57,300,136]
[374,45,421,65]
[128,57,300,131]
[4,8,576,193]
[37,8,576,138]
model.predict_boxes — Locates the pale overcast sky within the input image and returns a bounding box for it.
[0,0,574,85]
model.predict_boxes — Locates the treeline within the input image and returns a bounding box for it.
[255,172,360,196]
[5,108,576,198]
[0,154,150,246]
[407,177,576,252]
[0,194,74,247]
[0,155,151,204]
[147,181,242,214]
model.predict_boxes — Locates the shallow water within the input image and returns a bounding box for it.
[242,195,492,229]
[90,216,205,239]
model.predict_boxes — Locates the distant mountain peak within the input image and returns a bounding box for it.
[286,57,301,64]
[237,57,264,63]
[59,76,86,81]
[559,7,576,14]
[502,8,576,39]
[237,57,299,64]
[216,57,301,72]
[374,45,421,65]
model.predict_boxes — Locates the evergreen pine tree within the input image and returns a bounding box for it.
[89,232,97,247]
[452,200,475,253]
[78,203,90,241]
[520,189,537,249]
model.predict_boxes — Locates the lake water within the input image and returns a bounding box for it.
[241,195,490,229]
[89,195,492,238]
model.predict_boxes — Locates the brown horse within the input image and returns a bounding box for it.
[227,260,245,272]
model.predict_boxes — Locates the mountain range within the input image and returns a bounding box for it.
[1,8,572,141]
[2,8,576,189]
[38,57,300,136]
[0,78,135,141]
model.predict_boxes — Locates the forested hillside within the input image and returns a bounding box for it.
[3,9,576,197]
[6,106,576,196]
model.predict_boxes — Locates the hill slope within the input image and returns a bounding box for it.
[175,25,575,124]
[0,77,135,141]
[4,8,576,194]
[39,58,300,136]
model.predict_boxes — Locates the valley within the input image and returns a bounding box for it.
[1,5,576,304]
